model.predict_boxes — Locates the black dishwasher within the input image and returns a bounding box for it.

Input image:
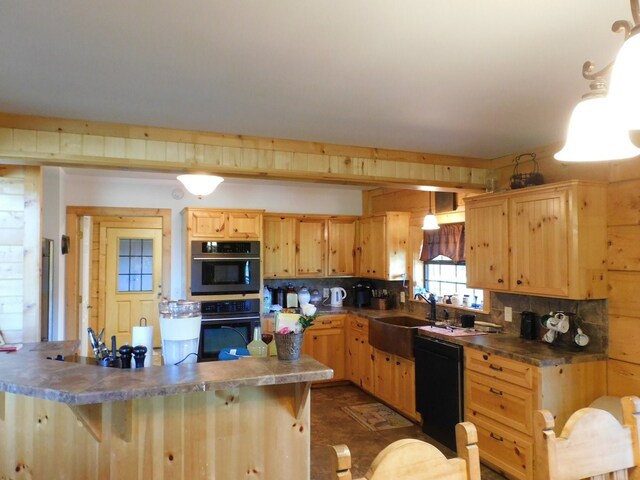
[414,334,464,451]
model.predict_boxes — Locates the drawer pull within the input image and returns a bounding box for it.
[322,319,332,324]
[490,432,504,442]
[489,363,503,372]
[489,387,503,396]
[356,322,364,328]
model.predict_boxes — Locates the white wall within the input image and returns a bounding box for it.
[45,167,364,327]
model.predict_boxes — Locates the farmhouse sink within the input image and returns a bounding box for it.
[369,316,431,359]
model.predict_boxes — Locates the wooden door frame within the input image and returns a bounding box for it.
[65,207,171,341]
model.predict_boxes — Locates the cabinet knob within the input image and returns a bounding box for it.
[516,279,523,285]
[497,278,504,283]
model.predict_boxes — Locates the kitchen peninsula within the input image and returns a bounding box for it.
[0,341,332,479]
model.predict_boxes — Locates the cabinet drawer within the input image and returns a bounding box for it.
[466,413,533,480]
[465,348,535,389]
[466,371,534,436]
[348,316,368,334]
[310,315,345,330]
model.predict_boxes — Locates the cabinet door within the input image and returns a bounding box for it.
[395,356,416,418]
[227,212,262,239]
[359,217,386,279]
[296,218,326,276]
[509,189,569,296]
[189,211,226,238]
[263,216,296,278]
[465,198,509,290]
[373,349,396,405]
[327,218,356,276]
[308,328,345,381]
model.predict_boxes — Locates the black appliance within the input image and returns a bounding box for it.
[191,241,261,296]
[414,335,464,451]
[352,281,373,308]
[520,311,538,340]
[198,298,261,361]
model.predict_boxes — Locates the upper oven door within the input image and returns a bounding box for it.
[191,256,261,295]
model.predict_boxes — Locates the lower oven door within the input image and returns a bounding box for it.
[198,316,260,362]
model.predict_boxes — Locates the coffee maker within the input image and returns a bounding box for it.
[352,281,373,308]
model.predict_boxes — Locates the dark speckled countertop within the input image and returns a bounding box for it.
[316,306,607,367]
[0,341,333,405]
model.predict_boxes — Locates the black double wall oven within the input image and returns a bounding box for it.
[191,240,262,362]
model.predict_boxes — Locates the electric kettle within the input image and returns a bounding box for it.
[330,287,347,307]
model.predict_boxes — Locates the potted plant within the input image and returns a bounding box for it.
[274,303,317,360]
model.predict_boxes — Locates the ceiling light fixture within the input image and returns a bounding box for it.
[555,0,640,162]
[422,192,440,230]
[177,174,224,198]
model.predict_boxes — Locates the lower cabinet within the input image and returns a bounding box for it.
[346,316,374,393]
[302,315,345,382]
[373,348,416,420]
[464,348,607,480]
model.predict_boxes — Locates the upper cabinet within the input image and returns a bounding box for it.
[263,214,357,279]
[186,209,263,239]
[465,180,607,299]
[357,212,410,281]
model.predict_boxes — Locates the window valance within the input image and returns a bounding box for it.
[420,222,465,263]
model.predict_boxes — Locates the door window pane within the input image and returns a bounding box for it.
[117,238,153,292]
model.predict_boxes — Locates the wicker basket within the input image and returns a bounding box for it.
[274,332,303,361]
[510,153,543,189]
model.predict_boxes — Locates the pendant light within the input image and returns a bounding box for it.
[556,0,640,162]
[177,174,224,198]
[422,192,440,230]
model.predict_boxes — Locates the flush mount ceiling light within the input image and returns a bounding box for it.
[422,192,440,230]
[177,174,224,198]
[555,0,640,162]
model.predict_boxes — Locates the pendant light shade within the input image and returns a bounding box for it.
[608,31,640,130]
[554,95,640,162]
[422,192,440,230]
[177,174,224,198]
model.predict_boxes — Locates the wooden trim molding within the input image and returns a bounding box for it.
[0,113,489,190]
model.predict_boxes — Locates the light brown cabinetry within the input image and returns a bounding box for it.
[302,315,345,381]
[357,212,410,281]
[186,208,263,239]
[263,215,296,278]
[263,214,357,279]
[464,348,606,480]
[465,180,607,299]
[372,348,417,420]
[346,316,374,393]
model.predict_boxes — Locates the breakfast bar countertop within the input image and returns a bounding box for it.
[0,341,333,405]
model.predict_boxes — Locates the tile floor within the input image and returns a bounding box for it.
[310,384,507,480]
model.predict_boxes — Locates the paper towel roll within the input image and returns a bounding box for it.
[132,325,154,367]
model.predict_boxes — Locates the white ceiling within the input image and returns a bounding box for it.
[0,1,631,159]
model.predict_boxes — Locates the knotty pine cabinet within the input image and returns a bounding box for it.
[346,316,374,393]
[372,347,417,420]
[263,214,357,279]
[302,315,345,382]
[465,180,607,299]
[263,215,296,278]
[184,208,263,239]
[357,212,410,281]
[464,348,606,480]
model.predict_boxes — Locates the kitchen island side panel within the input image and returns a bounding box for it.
[0,384,310,479]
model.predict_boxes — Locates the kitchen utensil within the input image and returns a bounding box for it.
[118,344,133,368]
[87,328,100,358]
[352,281,373,308]
[329,287,347,307]
[132,345,147,367]
[297,286,311,306]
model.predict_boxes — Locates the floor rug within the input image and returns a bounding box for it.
[342,403,413,431]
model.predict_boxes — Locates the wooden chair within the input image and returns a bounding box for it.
[332,421,481,480]
[534,395,640,480]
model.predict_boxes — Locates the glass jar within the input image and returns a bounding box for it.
[158,300,201,365]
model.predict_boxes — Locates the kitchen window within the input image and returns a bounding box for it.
[419,222,484,309]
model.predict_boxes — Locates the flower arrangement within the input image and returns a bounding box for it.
[276,303,317,334]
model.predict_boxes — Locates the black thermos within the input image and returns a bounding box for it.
[520,311,538,340]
